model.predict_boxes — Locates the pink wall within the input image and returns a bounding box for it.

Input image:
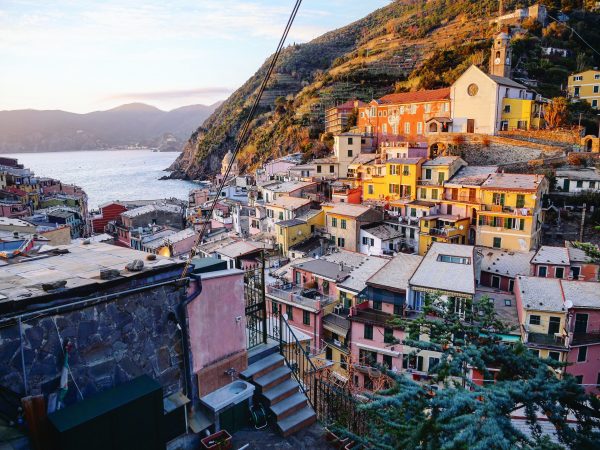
[566,308,600,394]
[172,233,199,257]
[187,270,246,373]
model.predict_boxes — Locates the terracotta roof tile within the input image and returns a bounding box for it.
[378,88,450,105]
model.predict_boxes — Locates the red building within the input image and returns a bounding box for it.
[91,202,128,233]
[357,88,451,143]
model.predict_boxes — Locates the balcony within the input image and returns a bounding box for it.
[323,337,349,354]
[418,179,442,186]
[480,204,532,216]
[350,308,401,328]
[266,284,337,310]
[428,227,458,237]
[527,332,567,348]
[445,194,479,204]
[571,331,600,346]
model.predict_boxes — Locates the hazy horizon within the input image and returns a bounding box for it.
[0,0,388,113]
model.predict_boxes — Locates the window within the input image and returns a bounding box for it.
[492,192,505,206]
[373,300,382,311]
[404,122,410,134]
[337,237,345,247]
[330,165,335,173]
[303,310,310,325]
[317,165,322,173]
[578,346,587,362]
[278,212,284,220]
[548,351,560,361]
[431,189,438,200]
[403,165,410,176]
[348,137,353,145]
[340,219,347,229]
[272,301,279,314]
[508,278,515,293]
[491,276,500,289]
[574,75,583,81]
[364,324,373,340]
[529,315,541,326]
[555,267,564,279]
[504,104,511,113]
[504,298,512,306]
[538,266,547,277]
[286,304,293,321]
[389,184,399,194]
[590,181,596,189]
[347,150,353,157]
[425,103,431,113]
[417,122,423,134]
[493,237,502,249]
[425,168,432,180]
[428,357,440,373]
[548,316,561,335]
[420,188,427,199]
[382,354,392,369]
[594,85,599,93]
[384,327,394,343]
[593,100,598,108]
[340,354,348,370]
[367,185,374,195]
[575,375,584,384]
[516,194,525,208]
[331,217,337,227]
[576,180,583,188]
[574,313,588,334]
[362,236,368,245]
[393,304,402,315]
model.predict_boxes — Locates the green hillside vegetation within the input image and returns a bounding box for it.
[169,0,600,180]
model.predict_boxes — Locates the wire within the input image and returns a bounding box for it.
[180,0,304,279]
[545,13,600,58]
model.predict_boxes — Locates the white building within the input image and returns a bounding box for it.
[555,168,600,194]
[359,223,406,256]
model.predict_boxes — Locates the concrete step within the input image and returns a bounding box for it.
[262,379,300,406]
[240,353,284,381]
[248,341,279,365]
[270,392,308,421]
[277,406,317,437]
[254,366,291,391]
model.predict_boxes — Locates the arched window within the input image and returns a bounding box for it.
[429,122,438,133]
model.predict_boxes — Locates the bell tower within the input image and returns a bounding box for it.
[489,32,512,78]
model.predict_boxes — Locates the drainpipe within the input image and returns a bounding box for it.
[176,273,203,410]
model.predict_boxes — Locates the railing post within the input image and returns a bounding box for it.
[278,311,284,355]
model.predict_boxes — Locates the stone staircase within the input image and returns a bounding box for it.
[240,349,316,437]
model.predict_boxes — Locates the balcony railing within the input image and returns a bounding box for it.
[350,308,401,328]
[323,337,349,353]
[571,331,600,346]
[445,194,479,203]
[527,332,567,348]
[428,227,458,237]
[480,204,532,216]
[418,179,442,186]
[266,284,337,310]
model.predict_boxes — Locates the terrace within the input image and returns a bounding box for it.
[266,283,338,310]
[480,204,532,216]
[570,330,600,346]
[527,332,567,349]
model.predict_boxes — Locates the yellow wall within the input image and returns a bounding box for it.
[568,69,600,109]
[523,309,568,361]
[501,98,543,130]
[362,161,421,203]
[418,217,470,255]
[276,210,324,254]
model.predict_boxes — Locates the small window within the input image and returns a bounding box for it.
[340,219,347,229]
[272,302,279,314]
[548,351,560,361]
[364,324,373,340]
[384,328,394,343]
[575,375,584,384]
[382,354,392,369]
[286,304,293,321]
[348,137,353,145]
[529,315,541,326]
[330,165,335,173]
[303,310,310,325]
[576,180,583,188]
[555,267,564,279]
[331,217,337,227]
[538,266,547,277]
[578,346,587,362]
[367,185,374,195]
[373,300,382,311]
[493,237,502,249]
[317,165,322,173]
[393,304,402,315]
[504,299,511,306]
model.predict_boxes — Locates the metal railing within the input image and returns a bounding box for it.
[266,284,338,309]
[480,204,532,216]
[428,227,458,237]
[527,332,566,348]
[571,331,600,346]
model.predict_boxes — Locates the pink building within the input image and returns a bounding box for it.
[0,202,30,219]
[562,281,600,394]
[530,245,599,282]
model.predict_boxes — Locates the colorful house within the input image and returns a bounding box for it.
[568,69,600,109]
[274,209,324,254]
[530,245,599,282]
[362,157,424,206]
[323,203,384,252]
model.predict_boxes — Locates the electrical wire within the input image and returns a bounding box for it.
[545,13,600,58]
[180,0,304,279]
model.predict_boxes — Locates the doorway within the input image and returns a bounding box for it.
[467,119,475,133]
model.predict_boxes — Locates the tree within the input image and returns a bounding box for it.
[546,97,569,129]
[344,108,359,132]
[337,294,600,449]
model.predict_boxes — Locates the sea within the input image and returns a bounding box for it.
[5,150,199,210]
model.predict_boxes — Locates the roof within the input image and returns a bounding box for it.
[475,288,519,332]
[268,196,311,210]
[289,236,324,254]
[325,203,376,218]
[487,73,528,89]
[217,241,263,259]
[333,99,366,110]
[422,155,463,166]
[367,253,423,292]
[292,259,353,282]
[143,228,196,250]
[566,245,593,263]
[446,166,498,187]
[515,276,565,312]
[531,246,570,266]
[0,242,179,301]
[262,181,315,193]
[336,255,389,294]
[361,223,404,240]
[121,203,181,218]
[0,217,35,227]
[276,218,306,228]
[481,173,543,191]
[378,87,450,105]
[410,243,476,295]
[386,157,424,165]
[555,168,600,182]
[479,247,534,278]
[561,280,600,309]
[47,210,76,219]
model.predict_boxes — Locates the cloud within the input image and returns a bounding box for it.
[107,87,233,101]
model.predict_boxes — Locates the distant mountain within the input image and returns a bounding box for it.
[0,101,223,153]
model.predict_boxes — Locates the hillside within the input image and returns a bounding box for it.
[168,0,600,180]
[0,102,222,153]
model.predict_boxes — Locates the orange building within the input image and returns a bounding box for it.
[357,88,451,144]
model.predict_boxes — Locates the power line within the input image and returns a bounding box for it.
[546,13,600,59]
[180,0,304,279]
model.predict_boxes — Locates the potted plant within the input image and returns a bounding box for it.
[200,430,232,450]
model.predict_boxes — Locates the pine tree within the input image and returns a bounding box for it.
[337,294,600,449]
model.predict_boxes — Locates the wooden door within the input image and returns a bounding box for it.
[467,119,475,133]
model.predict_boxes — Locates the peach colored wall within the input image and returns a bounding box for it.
[187,270,247,374]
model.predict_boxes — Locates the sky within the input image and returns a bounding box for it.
[0,0,389,113]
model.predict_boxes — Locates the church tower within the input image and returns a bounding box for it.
[489,32,512,78]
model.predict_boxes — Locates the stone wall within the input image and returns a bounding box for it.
[498,129,581,146]
[0,283,186,405]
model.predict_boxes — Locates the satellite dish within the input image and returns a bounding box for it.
[564,300,573,309]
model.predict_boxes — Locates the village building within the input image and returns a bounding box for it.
[568,69,600,110]
[478,247,534,292]
[555,168,600,194]
[323,203,384,252]
[530,245,599,282]
[324,99,366,134]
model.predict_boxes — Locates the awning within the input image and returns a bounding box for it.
[355,342,400,357]
[426,117,453,123]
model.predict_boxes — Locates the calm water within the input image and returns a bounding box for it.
[5,150,198,210]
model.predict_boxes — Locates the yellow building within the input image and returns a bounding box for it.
[275,210,324,254]
[500,98,544,130]
[417,156,466,204]
[568,69,600,109]
[418,215,470,255]
[362,157,424,205]
[477,173,548,252]
[515,276,568,362]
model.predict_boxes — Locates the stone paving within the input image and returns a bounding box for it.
[231,423,331,449]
